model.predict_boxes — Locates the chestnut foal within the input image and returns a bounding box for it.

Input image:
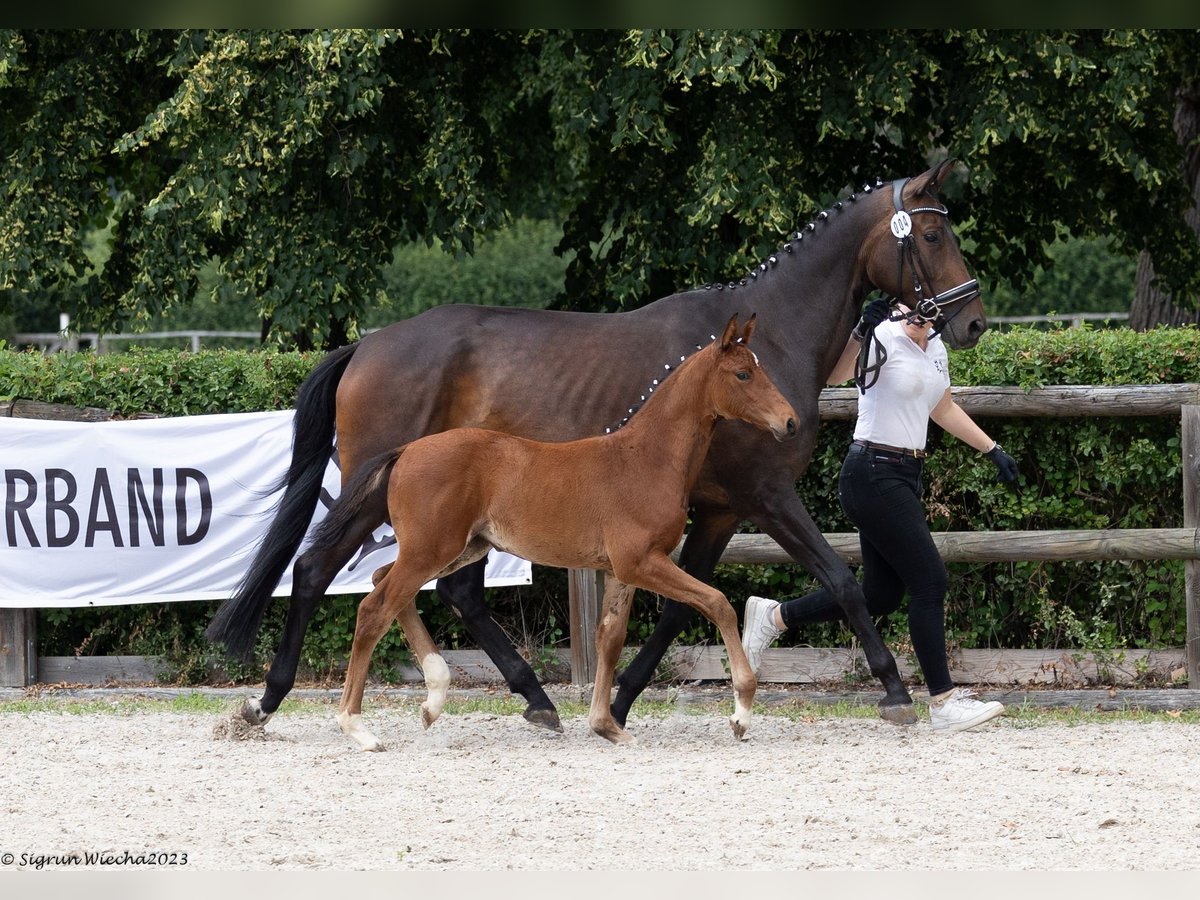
[310,313,797,750]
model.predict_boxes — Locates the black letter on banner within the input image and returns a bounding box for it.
[45,469,79,547]
[128,468,165,547]
[175,469,211,546]
[85,469,124,547]
[4,470,39,547]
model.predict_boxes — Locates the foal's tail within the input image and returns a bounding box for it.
[307,448,403,558]
[205,342,360,660]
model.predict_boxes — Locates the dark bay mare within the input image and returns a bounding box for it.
[206,159,987,730]
[316,315,796,750]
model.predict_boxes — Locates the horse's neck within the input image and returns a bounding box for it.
[617,353,718,491]
[714,194,883,380]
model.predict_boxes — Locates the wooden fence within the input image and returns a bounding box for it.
[2,384,1199,692]
[565,383,1200,689]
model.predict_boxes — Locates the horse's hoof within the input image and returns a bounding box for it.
[338,712,384,751]
[878,702,918,725]
[523,706,564,733]
[729,715,749,741]
[610,730,636,746]
[592,724,635,745]
[420,704,439,730]
[240,698,273,727]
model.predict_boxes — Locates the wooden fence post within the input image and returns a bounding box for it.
[1183,406,1200,688]
[0,608,37,688]
[568,568,603,685]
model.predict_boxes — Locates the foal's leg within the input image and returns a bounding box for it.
[612,512,738,726]
[337,567,429,751]
[619,550,757,741]
[588,578,638,745]
[394,601,451,729]
[370,562,450,727]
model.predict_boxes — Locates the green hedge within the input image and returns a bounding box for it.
[3,324,1198,684]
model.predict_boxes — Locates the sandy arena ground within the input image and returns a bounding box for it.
[1,688,1199,872]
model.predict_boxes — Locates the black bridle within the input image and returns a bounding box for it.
[854,178,981,393]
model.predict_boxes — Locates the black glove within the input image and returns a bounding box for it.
[851,298,893,342]
[984,443,1020,486]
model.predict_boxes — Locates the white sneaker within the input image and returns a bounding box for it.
[741,595,782,675]
[928,687,1005,732]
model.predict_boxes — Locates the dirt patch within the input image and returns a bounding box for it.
[2,694,1199,871]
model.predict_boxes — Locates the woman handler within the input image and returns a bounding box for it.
[741,297,1019,732]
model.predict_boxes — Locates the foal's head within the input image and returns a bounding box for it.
[708,313,797,442]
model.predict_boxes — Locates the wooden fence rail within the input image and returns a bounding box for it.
[568,384,1200,690]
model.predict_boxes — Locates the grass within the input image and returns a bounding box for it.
[1,689,1197,725]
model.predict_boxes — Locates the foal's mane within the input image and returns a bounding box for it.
[602,174,887,435]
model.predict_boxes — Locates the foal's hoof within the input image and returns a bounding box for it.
[729,716,748,742]
[239,697,273,727]
[591,721,636,745]
[420,704,440,730]
[878,701,918,726]
[338,712,384,751]
[352,733,384,752]
[523,705,564,733]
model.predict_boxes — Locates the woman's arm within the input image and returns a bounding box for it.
[929,388,996,452]
[932,388,1021,484]
[825,336,859,386]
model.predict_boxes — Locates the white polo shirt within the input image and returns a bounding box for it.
[853,318,951,451]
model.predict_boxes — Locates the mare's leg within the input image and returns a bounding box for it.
[745,489,914,723]
[436,561,561,732]
[617,550,757,741]
[587,578,638,744]
[612,512,738,726]
[248,530,377,726]
[337,566,431,751]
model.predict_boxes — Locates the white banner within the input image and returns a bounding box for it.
[0,410,531,607]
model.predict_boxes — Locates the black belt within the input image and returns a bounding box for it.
[852,439,927,459]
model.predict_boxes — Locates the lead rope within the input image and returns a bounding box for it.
[855,218,910,393]
[854,314,890,394]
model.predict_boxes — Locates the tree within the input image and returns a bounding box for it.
[1129,74,1200,329]
[2,29,1198,349]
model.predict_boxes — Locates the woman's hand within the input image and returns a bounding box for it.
[984,443,1020,486]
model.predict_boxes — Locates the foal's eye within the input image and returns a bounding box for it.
[736,371,750,381]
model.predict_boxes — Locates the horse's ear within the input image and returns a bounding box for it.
[719,313,740,350]
[905,158,958,201]
[740,312,757,345]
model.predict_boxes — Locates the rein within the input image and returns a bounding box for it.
[854,178,980,394]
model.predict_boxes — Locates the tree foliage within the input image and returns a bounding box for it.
[983,236,1137,318]
[1,29,1198,348]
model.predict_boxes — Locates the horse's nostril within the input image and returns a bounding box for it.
[786,418,797,435]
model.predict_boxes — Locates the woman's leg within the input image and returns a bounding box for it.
[779,451,953,693]
[844,459,952,695]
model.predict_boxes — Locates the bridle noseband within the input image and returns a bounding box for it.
[854,178,981,393]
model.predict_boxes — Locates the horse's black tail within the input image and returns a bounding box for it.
[307,447,403,559]
[205,342,360,660]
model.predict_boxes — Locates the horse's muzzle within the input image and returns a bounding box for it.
[773,417,799,442]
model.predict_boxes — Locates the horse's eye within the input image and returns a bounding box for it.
[923,230,941,244]
[737,371,750,381]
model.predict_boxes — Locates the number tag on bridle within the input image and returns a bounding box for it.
[889,210,912,238]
